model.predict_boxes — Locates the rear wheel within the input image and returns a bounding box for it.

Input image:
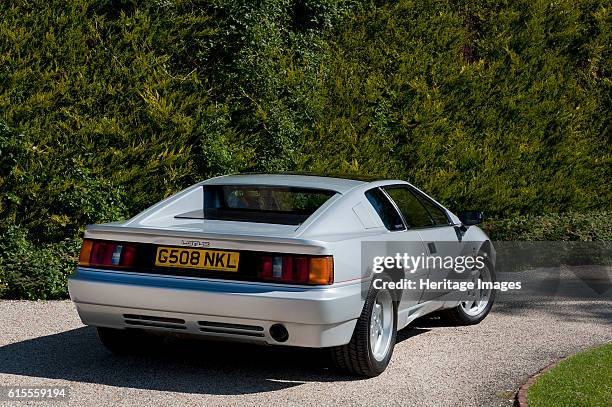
[330,275,397,377]
[439,262,496,325]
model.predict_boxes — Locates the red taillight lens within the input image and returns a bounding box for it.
[281,256,293,281]
[78,239,136,268]
[294,257,308,282]
[257,254,333,285]
[260,256,273,279]
[121,245,136,266]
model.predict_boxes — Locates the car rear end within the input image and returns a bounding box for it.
[68,180,362,347]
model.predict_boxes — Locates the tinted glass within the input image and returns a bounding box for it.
[384,186,433,228]
[365,188,405,231]
[200,186,335,225]
[415,194,450,225]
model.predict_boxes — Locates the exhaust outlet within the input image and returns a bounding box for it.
[269,324,289,342]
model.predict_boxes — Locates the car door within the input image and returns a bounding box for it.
[363,188,429,326]
[382,185,462,303]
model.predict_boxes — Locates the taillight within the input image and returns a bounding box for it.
[78,239,136,269]
[257,254,333,285]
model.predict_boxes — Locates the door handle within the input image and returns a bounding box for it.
[427,242,437,254]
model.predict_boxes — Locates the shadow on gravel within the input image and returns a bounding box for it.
[0,325,428,395]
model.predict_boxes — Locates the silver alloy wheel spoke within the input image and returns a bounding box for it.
[460,266,492,316]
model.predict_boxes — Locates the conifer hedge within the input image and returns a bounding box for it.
[0,0,610,298]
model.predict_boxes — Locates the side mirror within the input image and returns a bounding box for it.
[459,210,484,226]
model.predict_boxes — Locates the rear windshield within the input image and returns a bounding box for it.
[176,185,336,225]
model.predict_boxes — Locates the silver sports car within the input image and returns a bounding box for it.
[69,174,495,376]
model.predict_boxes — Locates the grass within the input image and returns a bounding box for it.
[527,343,612,407]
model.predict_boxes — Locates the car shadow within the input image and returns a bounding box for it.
[396,325,432,341]
[0,325,429,395]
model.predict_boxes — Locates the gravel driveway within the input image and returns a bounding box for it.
[1,267,610,407]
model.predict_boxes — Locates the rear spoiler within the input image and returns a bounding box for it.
[84,224,329,255]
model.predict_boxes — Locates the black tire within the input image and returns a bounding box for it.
[330,275,397,377]
[97,327,152,355]
[438,261,496,326]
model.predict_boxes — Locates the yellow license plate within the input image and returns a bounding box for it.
[154,247,240,272]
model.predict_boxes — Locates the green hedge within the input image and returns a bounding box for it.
[1,0,611,299]
[485,211,612,241]
[304,0,611,215]
[0,226,80,299]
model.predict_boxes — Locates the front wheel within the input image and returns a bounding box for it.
[439,262,496,325]
[330,276,397,377]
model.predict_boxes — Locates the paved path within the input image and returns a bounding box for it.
[0,268,610,406]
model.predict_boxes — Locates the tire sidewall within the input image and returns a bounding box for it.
[366,274,398,374]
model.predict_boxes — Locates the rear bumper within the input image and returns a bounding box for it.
[68,268,361,347]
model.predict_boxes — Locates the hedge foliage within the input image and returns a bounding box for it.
[0,0,610,299]
[484,211,612,241]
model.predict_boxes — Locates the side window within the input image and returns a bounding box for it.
[365,188,405,231]
[383,186,433,228]
[414,193,450,226]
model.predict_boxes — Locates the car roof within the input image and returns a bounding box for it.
[200,174,367,193]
